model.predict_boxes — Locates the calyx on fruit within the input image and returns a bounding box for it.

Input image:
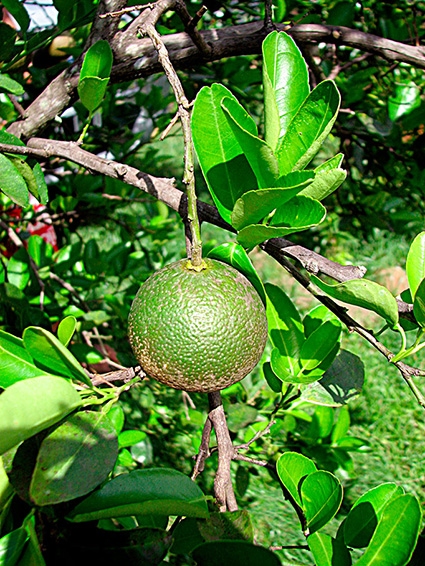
[128,258,268,393]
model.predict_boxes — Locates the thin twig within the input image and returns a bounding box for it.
[100,4,154,18]
[141,23,203,266]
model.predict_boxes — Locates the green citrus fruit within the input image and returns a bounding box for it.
[128,258,268,393]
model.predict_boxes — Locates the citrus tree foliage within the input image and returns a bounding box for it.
[0,1,425,565]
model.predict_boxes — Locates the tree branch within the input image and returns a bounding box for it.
[0,139,413,319]
[8,21,425,139]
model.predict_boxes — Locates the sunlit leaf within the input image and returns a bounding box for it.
[300,471,343,534]
[311,275,399,328]
[308,532,352,566]
[0,376,82,455]
[277,451,317,507]
[262,31,309,149]
[406,232,425,299]
[192,84,258,224]
[66,468,209,522]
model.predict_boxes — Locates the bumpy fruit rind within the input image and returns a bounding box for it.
[128,258,268,393]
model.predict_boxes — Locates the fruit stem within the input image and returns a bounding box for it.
[144,23,203,267]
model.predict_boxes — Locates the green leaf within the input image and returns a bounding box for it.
[262,31,309,149]
[0,130,25,149]
[0,458,13,510]
[406,232,425,299]
[221,96,279,188]
[231,171,314,230]
[0,153,29,207]
[30,411,118,506]
[308,532,352,566]
[262,361,282,392]
[66,468,209,522]
[78,76,110,113]
[0,74,24,95]
[300,471,343,534]
[265,283,304,376]
[207,243,266,305]
[300,166,346,202]
[355,495,421,566]
[171,518,204,555]
[413,278,425,327]
[23,326,91,386]
[331,407,350,444]
[299,319,342,372]
[276,451,317,507]
[0,375,82,455]
[118,429,146,448]
[0,527,28,565]
[343,483,404,549]
[277,80,341,176]
[0,24,17,63]
[7,156,39,202]
[106,404,125,435]
[57,316,77,347]
[197,510,254,543]
[0,329,33,363]
[1,0,30,33]
[32,163,48,205]
[300,350,364,407]
[192,84,258,224]
[0,345,52,388]
[237,195,326,248]
[311,275,399,328]
[388,80,421,122]
[192,540,282,566]
[80,40,113,80]
[307,405,335,441]
[17,517,46,566]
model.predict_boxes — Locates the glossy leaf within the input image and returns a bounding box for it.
[106,404,125,435]
[277,80,341,176]
[237,196,326,248]
[262,31,309,149]
[311,275,399,328]
[0,343,51,388]
[80,40,113,80]
[192,540,282,566]
[0,153,29,207]
[207,243,266,305]
[17,518,46,566]
[7,157,39,202]
[57,316,77,347]
[299,319,342,372]
[270,347,299,382]
[300,471,343,534]
[343,483,404,548]
[0,527,28,565]
[23,326,91,386]
[388,80,421,122]
[32,163,48,205]
[308,532,352,566]
[0,458,13,510]
[221,96,279,188]
[30,411,118,506]
[66,468,209,522]
[413,278,425,327]
[118,429,146,448]
[262,361,282,393]
[300,350,364,407]
[0,74,25,95]
[265,283,304,376]
[78,76,110,113]
[300,167,346,202]
[231,171,314,230]
[0,375,82,455]
[331,407,350,444]
[406,232,425,299]
[276,451,317,507]
[192,83,258,224]
[307,405,335,441]
[355,495,421,566]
